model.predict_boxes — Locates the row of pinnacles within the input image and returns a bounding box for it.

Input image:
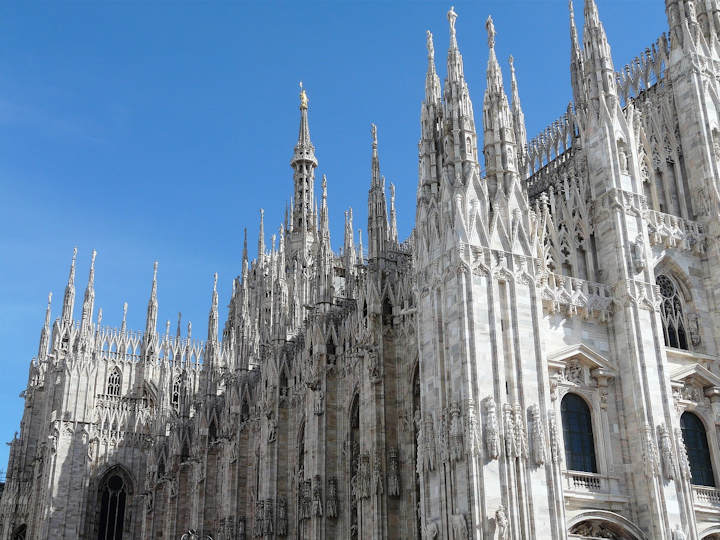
[4,0,720,538]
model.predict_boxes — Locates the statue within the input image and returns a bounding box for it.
[672,523,687,540]
[326,477,338,518]
[426,30,434,59]
[312,477,323,517]
[495,505,509,540]
[486,15,496,49]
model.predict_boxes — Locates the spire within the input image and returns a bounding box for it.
[442,6,478,185]
[176,312,182,339]
[80,249,97,331]
[258,209,266,265]
[38,292,52,358]
[485,17,503,94]
[144,261,159,340]
[446,6,464,83]
[242,227,249,277]
[425,30,441,104]
[368,124,389,259]
[569,0,586,109]
[344,208,356,267]
[357,228,364,264]
[320,174,330,243]
[582,0,617,111]
[61,247,77,324]
[482,14,523,212]
[208,273,219,342]
[121,302,128,334]
[389,183,398,244]
[291,82,318,235]
[509,56,528,173]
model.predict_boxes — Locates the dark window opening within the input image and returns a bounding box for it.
[561,393,597,473]
[97,474,127,540]
[681,412,715,487]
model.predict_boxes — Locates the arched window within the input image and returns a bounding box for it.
[11,524,27,540]
[171,376,181,411]
[681,412,715,487]
[106,368,121,397]
[657,274,689,350]
[97,473,128,540]
[561,393,597,473]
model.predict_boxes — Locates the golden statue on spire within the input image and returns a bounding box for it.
[299,81,308,108]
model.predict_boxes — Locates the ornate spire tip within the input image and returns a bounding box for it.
[486,16,496,49]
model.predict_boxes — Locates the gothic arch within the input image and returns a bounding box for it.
[568,510,645,540]
[654,255,692,302]
[87,464,136,540]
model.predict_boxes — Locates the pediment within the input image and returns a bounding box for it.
[670,363,720,389]
[547,344,615,374]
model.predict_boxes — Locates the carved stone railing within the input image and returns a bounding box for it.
[645,210,705,254]
[565,471,603,492]
[539,273,613,321]
[693,485,720,507]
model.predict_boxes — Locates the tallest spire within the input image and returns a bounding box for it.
[291,82,318,235]
[61,247,77,324]
[582,0,617,112]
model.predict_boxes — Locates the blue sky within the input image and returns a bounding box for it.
[0,0,666,469]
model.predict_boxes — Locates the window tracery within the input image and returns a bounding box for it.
[106,368,121,397]
[657,274,689,350]
[97,474,128,540]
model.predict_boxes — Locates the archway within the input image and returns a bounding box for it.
[93,465,134,540]
[568,511,645,540]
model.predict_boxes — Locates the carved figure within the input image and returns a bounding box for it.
[312,476,323,517]
[326,477,338,518]
[658,423,675,480]
[495,505,509,540]
[484,398,500,460]
[529,404,545,466]
[450,513,468,540]
[263,498,273,535]
[277,497,287,536]
[253,501,263,537]
[449,401,464,462]
[388,448,400,497]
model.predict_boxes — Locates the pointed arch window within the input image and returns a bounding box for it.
[97,474,128,540]
[681,412,715,487]
[561,393,597,473]
[11,524,27,540]
[657,274,689,350]
[171,376,181,411]
[106,368,121,397]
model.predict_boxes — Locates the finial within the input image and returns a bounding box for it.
[176,312,182,338]
[69,246,78,283]
[165,320,171,336]
[322,174,327,195]
[213,272,218,292]
[371,123,378,148]
[486,16,496,49]
[509,55,515,71]
[426,30,435,60]
[121,302,128,332]
[97,308,103,327]
[187,321,192,339]
[448,6,458,43]
[299,81,308,109]
[569,0,575,19]
[44,292,53,327]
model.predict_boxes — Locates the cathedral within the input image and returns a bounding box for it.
[4,0,720,538]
